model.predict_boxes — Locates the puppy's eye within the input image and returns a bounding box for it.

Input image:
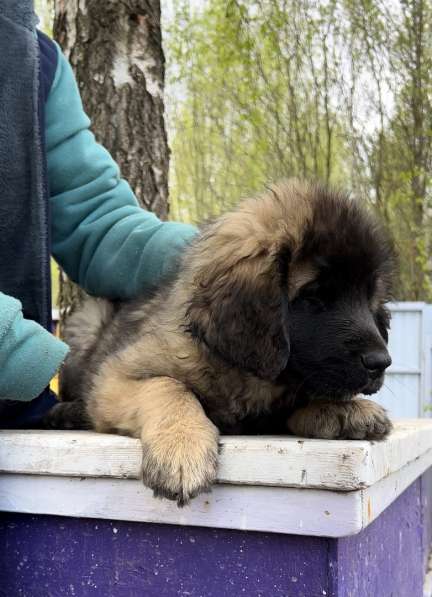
[296,287,326,311]
[302,295,326,310]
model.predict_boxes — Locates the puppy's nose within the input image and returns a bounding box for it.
[361,350,392,377]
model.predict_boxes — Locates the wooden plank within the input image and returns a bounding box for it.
[0,473,363,538]
[0,450,430,538]
[0,431,143,480]
[361,447,432,528]
[1,420,432,491]
[363,420,432,487]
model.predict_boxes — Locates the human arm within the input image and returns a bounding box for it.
[46,43,197,300]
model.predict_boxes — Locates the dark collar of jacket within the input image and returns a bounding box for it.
[0,10,57,330]
[0,3,58,427]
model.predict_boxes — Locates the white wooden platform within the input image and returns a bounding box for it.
[0,420,431,537]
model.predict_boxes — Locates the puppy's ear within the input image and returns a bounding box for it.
[186,246,290,380]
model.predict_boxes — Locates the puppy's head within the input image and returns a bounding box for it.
[185,180,396,399]
[284,185,395,399]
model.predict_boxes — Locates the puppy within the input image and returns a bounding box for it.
[45,180,396,505]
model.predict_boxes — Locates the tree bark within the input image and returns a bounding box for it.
[53,0,169,320]
[54,0,169,214]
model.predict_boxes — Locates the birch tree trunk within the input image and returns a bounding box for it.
[53,0,169,319]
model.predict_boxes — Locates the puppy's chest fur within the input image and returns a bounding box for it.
[176,353,286,429]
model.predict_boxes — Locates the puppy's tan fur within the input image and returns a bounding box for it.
[90,369,219,504]
[50,180,393,505]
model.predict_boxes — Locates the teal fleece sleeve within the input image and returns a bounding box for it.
[0,293,68,401]
[46,42,197,299]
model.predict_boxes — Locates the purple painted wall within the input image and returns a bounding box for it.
[422,468,432,573]
[0,515,329,597]
[330,479,424,597]
[0,475,431,596]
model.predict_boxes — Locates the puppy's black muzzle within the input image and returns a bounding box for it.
[361,350,392,379]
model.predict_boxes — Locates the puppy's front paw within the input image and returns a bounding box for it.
[141,421,219,507]
[286,398,392,440]
[42,400,91,430]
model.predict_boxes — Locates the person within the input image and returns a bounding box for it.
[0,2,196,427]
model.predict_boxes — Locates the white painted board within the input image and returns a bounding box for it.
[1,447,430,538]
[0,420,432,491]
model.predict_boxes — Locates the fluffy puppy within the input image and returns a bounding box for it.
[45,180,396,505]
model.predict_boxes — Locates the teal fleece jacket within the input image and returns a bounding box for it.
[0,42,197,402]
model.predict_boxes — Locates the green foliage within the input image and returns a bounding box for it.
[166,0,432,300]
[345,0,432,299]
[166,0,350,222]
[32,0,432,301]
[34,0,53,35]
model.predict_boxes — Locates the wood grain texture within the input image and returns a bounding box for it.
[0,449,431,538]
[0,474,363,537]
[0,420,431,490]
[1,421,432,536]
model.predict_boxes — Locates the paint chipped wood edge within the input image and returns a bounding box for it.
[0,419,431,491]
[0,447,431,538]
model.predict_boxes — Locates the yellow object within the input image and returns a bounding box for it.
[50,313,60,395]
[50,375,59,395]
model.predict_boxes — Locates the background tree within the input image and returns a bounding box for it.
[166,0,432,300]
[167,0,350,222]
[53,0,170,318]
[344,0,432,300]
[37,0,432,301]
